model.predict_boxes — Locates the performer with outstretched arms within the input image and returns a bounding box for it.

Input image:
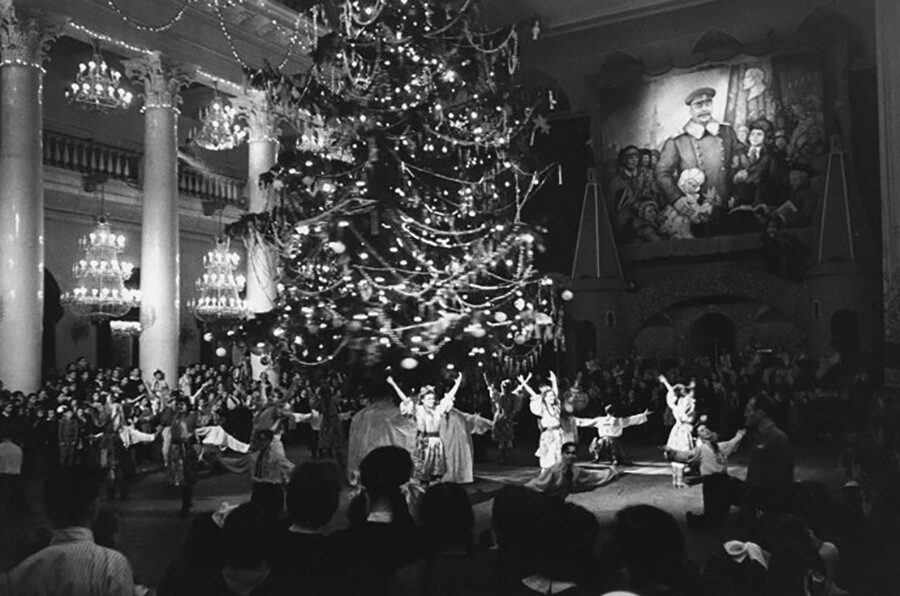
[525,442,619,500]
[659,374,697,488]
[387,373,463,486]
[519,372,576,470]
[580,404,651,465]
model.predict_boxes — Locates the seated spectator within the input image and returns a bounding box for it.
[492,485,604,595]
[157,503,231,596]
[0,424,27,514]
[705,540,771,596]
[393,482,504,596]
[330,446,424,596]
[270,460,342,594]
[194,502,292,596]
[601,504,706,595]
[7,466,135,595]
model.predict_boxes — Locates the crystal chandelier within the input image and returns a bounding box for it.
[188,236,249,322]
[192,88,247,151]
[62,217,141,318]
[65,39,133,112]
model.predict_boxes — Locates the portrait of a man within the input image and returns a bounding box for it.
[655,87,743,208]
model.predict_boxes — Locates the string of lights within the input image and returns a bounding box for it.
[106,0,193,33]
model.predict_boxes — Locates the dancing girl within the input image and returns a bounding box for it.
[659,374,696,488]
[387,372,463,486]
[518,372,577,470]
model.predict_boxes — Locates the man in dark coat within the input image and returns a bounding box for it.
[656,87,746,211]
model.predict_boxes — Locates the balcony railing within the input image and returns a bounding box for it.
[44,130,140,184]
[43,130,247,208]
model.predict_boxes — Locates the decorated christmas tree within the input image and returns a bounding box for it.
[230,0,562,371]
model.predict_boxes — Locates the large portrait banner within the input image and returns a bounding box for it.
[599,51,827,245]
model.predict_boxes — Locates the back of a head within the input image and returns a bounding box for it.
[359,446,412,496]
[44,466,101,529]
[613,505,686,582]
[420,482,474,548]
[752,392,778,420]
[222,503,273,569]
[287,460,341,529]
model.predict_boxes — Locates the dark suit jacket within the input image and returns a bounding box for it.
[656,121,744,205]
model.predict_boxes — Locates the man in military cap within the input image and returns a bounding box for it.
[656,87,745,211]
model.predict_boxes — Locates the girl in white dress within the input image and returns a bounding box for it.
[387,373,463,485]
[659,374,697,488]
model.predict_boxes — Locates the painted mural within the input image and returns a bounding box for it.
[600,51,827,244]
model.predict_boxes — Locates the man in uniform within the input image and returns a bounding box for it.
[656,87,745,210]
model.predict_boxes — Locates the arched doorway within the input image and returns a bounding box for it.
[830,310,860,360]
[690,313,736,360]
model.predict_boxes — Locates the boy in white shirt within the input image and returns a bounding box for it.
[665,419,746,528]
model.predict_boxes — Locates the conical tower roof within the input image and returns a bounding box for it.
[571,169,625,281]
[814,136,876,268]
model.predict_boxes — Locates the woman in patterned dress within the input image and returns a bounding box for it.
[387,373,463,486]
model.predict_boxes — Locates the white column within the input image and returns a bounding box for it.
[125,52,192,384]
[876,0,900,385]
[0,3,56,392]
[235,90,279,385]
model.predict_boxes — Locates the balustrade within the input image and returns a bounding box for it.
[42,130,247,208]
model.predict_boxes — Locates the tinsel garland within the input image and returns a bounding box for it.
[226,0,561,371]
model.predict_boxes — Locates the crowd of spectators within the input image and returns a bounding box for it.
[4,409,900,596]
[563,346,877,447]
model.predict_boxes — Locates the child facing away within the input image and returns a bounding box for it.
[662,168,715,239]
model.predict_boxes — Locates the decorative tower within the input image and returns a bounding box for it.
[566,169,630,367]
[807,137,879,363]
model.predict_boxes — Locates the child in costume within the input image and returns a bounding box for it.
[659,374,696,488]
[662,168,713,239]
[387,373,463,486]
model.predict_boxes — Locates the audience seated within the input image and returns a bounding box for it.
[601,504,707,596]
[492,484,603,595]
[393,482,504,596]
[329,446,424,596]
[7,466,136,595]
[270,460,342,594]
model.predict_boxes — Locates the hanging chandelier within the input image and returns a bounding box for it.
[192,88,247,151]
[188,236,249,322]
[62,217,141,318]
[65,39,133,112]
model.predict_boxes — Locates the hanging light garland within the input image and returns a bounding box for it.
[226,0,561,372]
[65,39,133,112]
[188,236,249,322]
[192,87,247,151]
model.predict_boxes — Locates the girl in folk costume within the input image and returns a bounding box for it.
[659,374,697,488]
[518,371,577,469]
[485,374,523,464]
[387,373,463,486]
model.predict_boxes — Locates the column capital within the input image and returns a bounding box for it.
[233,89,280,143]
[124,51,194,112]
[0,1,59,70]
